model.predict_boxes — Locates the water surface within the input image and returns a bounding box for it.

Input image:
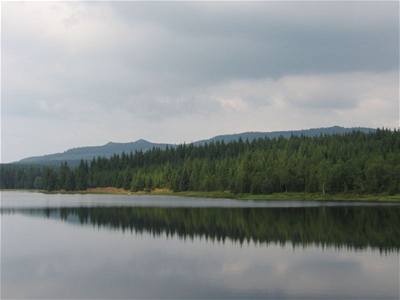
[1,191,399,299]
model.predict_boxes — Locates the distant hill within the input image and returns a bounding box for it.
[18,139,172,166]
[194,126,375,144]
[17,126,375,165]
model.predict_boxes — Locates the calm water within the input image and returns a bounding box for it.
[1,191,399,299]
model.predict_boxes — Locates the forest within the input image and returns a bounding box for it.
[1,129,399,195]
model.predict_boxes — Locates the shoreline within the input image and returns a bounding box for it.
[2,187,400,202]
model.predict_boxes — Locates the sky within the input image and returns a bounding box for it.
[1,1,399,162]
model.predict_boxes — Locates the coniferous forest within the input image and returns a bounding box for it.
[1,129,399,195]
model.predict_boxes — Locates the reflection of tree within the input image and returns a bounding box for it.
[4,206,400,251]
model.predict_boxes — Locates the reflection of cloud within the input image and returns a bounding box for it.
[222,261,250,274]
[2,213,399,299]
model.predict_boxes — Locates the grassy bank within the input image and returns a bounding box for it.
[28,187,400,202]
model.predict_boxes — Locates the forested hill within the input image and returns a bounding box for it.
[18,139,171,166]
[2,129,398,195]
[17,126,374,165]
[194,126,374,144]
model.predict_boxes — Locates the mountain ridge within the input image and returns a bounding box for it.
[18,126,375,165]
[194,126,375,144]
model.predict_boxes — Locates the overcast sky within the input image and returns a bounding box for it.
[1,1,399,162]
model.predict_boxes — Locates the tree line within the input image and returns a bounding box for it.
[1,129,399,194]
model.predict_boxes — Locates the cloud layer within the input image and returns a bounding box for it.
[1,2,399,162]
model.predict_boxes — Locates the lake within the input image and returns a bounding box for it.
[1,191,399,299]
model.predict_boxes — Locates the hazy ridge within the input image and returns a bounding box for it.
[18,126,375,165]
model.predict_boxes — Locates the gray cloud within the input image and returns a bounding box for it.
[109,2,399,76]
[1,1,399,162]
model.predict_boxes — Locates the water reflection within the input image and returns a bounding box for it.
[2,193,399,299]
[3,205,399,251]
